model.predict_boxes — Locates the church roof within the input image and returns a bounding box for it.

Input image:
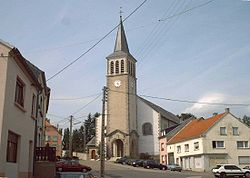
[106,16,136,62]
[138,97,180,124]
[114,16,129,53]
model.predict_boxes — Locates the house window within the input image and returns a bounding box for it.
[142,123,153,135]
[237,141,249,149]
[40,96,43,113]
[121,60,124,73]
[52,136,58,142]
[232,127,239,135]
[31,94,36,117]
[177,145,181,153]
[185,144,189,152]
[220,127,226,135]
[161,143,164,151]
[212,141,225,148]
[115,61,119,74]
[238,156,250,164]
[194,142,199,151]
[110,61,114,74]
[6,131,19,163]
[15,77,25,107]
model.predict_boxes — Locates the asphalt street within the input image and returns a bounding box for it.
[80,160,214,178]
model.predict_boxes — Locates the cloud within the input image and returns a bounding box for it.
[184,93,225,117]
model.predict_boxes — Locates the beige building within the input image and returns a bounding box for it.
[45,119,62,156]
[95,17,180,159]
[167,108,250,172]
[0,39,50,178]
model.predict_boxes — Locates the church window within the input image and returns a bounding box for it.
[110,61,114,74]
[128,61,130,74]
[142,123,153,135]
[130,62,133,76]
[130,63,134,76]
[115,61,119,74]
[133,64,136,77]
[121,60,124,73]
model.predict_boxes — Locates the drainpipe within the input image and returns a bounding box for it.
[33,89,42,178]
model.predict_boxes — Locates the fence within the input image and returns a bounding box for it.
[35,146,56,162]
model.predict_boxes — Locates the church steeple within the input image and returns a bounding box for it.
[114,16,129,53]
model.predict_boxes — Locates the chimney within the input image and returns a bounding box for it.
[225,108,230,113]
[213,113,218,116]
[198,117,204,121]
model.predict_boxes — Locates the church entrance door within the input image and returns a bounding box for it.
[113,139,124,157]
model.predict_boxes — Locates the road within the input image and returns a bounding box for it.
[80,160,214,178]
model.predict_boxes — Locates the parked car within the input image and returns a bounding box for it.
[115,156,128,164]
[212,164,250,178]
[125,159,135,165]
[132,160,144,167]
[56,172,96,178]
[167,164,182,172]
[56,159,92,172]
[143,160,167,170]
[244,166,250,170]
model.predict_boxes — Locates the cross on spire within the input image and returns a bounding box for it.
[119,7,123,20]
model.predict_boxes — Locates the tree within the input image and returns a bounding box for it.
[62,128,70,150]
[177,113,196,121]
[72,126,86,152]
[242,115,250,126]
[84,113,98,144]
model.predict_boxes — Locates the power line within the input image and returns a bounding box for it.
[140,94,250,107]
[71,93,102,116]
[50,93,101,101]
[159,0,215,21]
[107,88,250,107]
[46,0,148,82]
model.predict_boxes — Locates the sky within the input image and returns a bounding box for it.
[1,0,250,128]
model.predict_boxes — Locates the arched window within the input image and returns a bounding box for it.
[121,60,124,73]
[130,62,133,76]
[142,122,153,135]
[128,61,130,74]
[133,64,136,77]
[115,61,119,74]
[110,61,114,74]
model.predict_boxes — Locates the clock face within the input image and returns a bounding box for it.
[114,80,121,87]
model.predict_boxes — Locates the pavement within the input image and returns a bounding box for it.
[80,160,214,178]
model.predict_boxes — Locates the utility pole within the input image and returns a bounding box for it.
[100,86,107,178]
[69,115,73,158]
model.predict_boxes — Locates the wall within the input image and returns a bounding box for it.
[0,46,37,177]
[0,42,10,175]
[204,113,250,168]
[137,98,160,155]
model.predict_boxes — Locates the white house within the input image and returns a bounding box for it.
[167,108,250,172]
[0,39,50,178]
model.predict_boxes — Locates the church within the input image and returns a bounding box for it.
[95,16,180,159]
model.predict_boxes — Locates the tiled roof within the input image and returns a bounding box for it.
[165,118,193,140]
[87,137,96,146]
[167,113,225,144]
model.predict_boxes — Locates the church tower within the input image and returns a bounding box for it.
[105,16,138,158]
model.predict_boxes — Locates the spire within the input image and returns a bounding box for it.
[113,15,129,53]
